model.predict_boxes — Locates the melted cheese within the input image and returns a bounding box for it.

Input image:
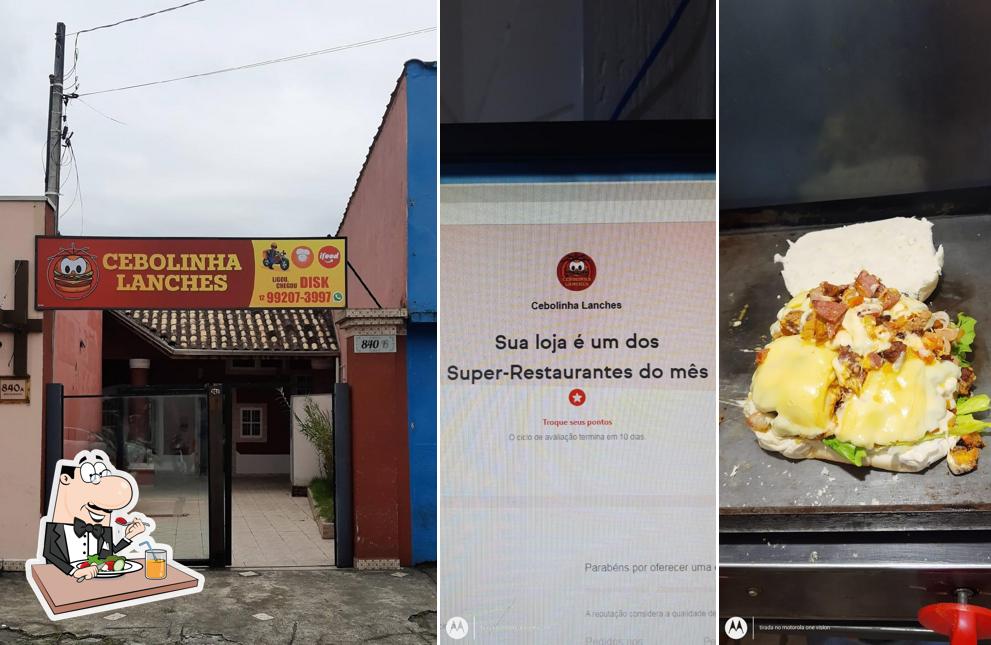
[832,309,883,355]
[888,294,929,319]
[751,335,838,438]
[836,357,960,447]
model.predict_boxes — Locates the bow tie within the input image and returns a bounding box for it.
[73,517,107,541]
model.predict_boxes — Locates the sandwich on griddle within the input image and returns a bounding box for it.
[743,218,988,474]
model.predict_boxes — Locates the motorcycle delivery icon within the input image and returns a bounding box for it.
[262,243,290,271]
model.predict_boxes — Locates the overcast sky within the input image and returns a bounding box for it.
[0,1,436,237]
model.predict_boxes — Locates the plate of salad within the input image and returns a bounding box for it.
[71,555,143,577]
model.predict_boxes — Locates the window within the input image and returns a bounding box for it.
[238,405,266,441]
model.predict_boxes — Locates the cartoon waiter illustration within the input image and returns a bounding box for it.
[42,451,147,581]
[26,450,203,621]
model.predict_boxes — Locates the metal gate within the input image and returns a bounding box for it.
[44,383,231,567]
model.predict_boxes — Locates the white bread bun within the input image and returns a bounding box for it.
[752,424,950,473]
[774,217,944,300]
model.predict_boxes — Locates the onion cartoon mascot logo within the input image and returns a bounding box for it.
[25,450,203,621]
[46,244,99,300]
[556,251,596,291]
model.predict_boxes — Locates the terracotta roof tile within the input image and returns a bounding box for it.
[117,308,338,355]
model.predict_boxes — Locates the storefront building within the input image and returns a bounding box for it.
[334,59,437,568]
[0,197,101,566]
[0,61,436,572]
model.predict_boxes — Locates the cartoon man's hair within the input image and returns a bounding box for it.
[59,453,107,478]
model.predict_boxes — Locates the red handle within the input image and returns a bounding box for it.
[919,602,991,645]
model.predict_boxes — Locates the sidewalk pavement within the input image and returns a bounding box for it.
[0,565,436,644]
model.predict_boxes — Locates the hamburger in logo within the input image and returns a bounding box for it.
[292,246,313,268]
[47,244,99,300]
[556,252,596,291]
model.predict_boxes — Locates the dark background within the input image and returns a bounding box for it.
[440,0,715,123]
[720,0,991,209]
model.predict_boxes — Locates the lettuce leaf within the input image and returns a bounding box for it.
[952,414,991,436]
[957,394,991,416]
[953,313,977,366]
[823,437,867,466]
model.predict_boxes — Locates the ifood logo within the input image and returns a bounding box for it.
[556,252,596,291]
[318,245,341,269]
[724,616,749,639]
[445,616,468,640]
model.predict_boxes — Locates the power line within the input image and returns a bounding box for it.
[76,97,127,125]
[79,27,436,97]
[59,144,84,233]
[68,0,208,36]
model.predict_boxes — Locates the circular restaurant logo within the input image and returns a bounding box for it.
[292,246,314,268]
[47,244,100,300]
[318,245,341,269]
[556,252,596,291]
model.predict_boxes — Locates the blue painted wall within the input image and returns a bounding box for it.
[405,60,437,318]
[404,60,437,563]
[405,322,436,564]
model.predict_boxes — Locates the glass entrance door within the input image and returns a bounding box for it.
[61,386,228,566]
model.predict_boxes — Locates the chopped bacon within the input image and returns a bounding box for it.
[812,299,848,323]
[837,347,867,389]
[959,367,976,396]
[780,310,803,336]
[846,365,867,390]
[854,270,883,298]
[755,347,769,366]
[866,352,884,369]
[820,281,847,298]
[813,317,843,342]
[809,286,831,302]
[879,341,906,363]
[880,287,901,310]
[838,346,857,364]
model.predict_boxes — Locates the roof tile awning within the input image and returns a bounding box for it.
[113,308,339,357]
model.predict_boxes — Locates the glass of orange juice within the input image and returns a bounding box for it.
[145,549,167,579]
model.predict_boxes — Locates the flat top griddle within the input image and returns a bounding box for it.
[720,214,991,533]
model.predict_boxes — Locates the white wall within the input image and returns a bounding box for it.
[234,452,290,475]
[0,199,48,560]
[291,394,331,487]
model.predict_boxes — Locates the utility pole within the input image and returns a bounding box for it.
[43,22,65,226]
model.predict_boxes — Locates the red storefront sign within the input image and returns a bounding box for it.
[35,237,347,310]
